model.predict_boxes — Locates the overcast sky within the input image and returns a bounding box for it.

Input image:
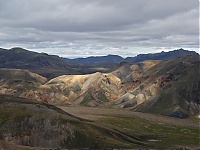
[0,0,199,58]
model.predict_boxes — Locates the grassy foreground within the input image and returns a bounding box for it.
[0,94,199,149]
[97,114,199,149]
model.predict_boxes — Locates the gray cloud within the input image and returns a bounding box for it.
[0,0,199,57]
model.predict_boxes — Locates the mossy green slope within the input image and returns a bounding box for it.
[0,94,152,149]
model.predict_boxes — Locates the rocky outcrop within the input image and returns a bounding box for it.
[34,72,121,106]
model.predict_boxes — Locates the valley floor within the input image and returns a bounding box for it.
[58,106,200,149]
[58,106,199,127]
[0,104,199,149]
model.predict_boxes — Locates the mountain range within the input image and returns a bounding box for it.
[1,47,198,79]
[63,48,197,64]
[63,54,124,64]
[0,48,199,118]
[0,47,81,79]
[0,47,199,149]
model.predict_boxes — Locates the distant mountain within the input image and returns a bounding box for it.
[63,54,124,64]
[124,48,198,63]
[0,47,70,69]
[0,47,121,78]
[0,47,81,79]
[0,47,197,79]
[63,48,198,64]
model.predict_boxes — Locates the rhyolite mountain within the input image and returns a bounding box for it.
[0,68,47,96]
[0,54,199,118]
[115,55,200,118]
[0,60,159,106]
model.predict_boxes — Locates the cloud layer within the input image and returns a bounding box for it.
[0,0,199,57]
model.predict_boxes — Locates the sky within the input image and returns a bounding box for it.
[0,0,199,58]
